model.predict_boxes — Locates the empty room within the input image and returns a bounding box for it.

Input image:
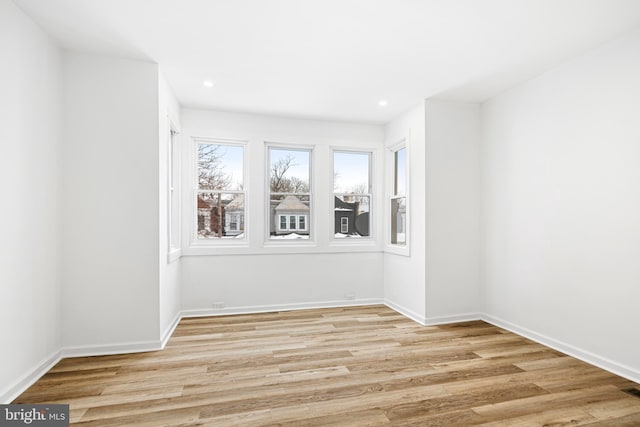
[2,0,640,425]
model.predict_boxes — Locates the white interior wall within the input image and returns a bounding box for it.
[424,100,481,323]
[383,103,427,323]
[158,73,182,339]
[62,53,162,352]
[180,109,385,313]
[182,253,384,313]
[0,0,63,403]
[481,28,640,382]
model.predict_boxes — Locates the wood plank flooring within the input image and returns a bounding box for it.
[14,305,640,426]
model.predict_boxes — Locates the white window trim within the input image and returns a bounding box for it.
[330,147,376,247]
[187,136,249,250]
[181,136,383,256]
[264,142,316,247]
[167,121,182,263]
[385,139,410,256]
[340,217,349,234]
[277,214,309,232]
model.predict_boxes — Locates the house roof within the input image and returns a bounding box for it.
[275,195,309,212]
[226,194,244,210]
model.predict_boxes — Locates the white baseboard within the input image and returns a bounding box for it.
[61,311,183,358]
[181,298,385,318]
[424,312,481,326]
[61,340,163,358]
[384,299,427,325]
[481,313,640,385]
[161,312,182,348]
[1,350,62,404]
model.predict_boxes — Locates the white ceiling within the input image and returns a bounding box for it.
[14,0,640,124]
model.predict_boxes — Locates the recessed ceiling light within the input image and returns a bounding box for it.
[203,80,214,88]
[378,100,388,107]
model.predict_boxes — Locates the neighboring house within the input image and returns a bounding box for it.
[334,196,357,235]
[334,196,370,237]
[396,203,406,234]
[197,195,226,237]
[224,194,245,236]
[273,195,310,235]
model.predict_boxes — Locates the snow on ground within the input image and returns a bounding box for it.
[334,233,363,238]
[270,233,309,240]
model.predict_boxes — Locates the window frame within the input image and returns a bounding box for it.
[386,140,410,256]
[167,125,182,263]
[330,148,375,245]
[188,136,249,249]
[265,143,315,245]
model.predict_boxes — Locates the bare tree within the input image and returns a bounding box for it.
[198,144,235,238]
[270,155,309,193]
[349,183,368,195]
[345,183,369,210]
[198,144,231,190]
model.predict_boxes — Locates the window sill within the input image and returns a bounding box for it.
[182,243,382,257]
[384,244,410,257]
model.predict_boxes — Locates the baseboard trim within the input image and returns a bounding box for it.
[424,313,481,326]
[384,299,426,325]
[1,350,62,404]
[161,312,182,349]
[61,340,162,358]
[481,313,640,384]
[181,298,385,318]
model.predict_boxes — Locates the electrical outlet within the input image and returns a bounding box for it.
[345,293,356,301]
[212,302,225,309]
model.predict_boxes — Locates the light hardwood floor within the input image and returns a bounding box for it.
[14,305,640,426]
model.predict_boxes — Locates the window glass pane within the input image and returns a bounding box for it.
[197,192,244,239]
[269,148,310,193]
[269,194,310,239]
[333,150,371,240]
[391,197,406,245]
[334,152,370,193]
[198,143,243,191]
[269,147,311,240]
[394,147,406,196]
[334,195,370,238]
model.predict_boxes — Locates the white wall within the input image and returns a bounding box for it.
[62,53,161,351]
[481,28,640,381]
[158,73,182,339]
[425,100,481,323]
[383,103,427,323]
[182,253,383,313]
[180,109,385,313]
[0,0,62,403]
